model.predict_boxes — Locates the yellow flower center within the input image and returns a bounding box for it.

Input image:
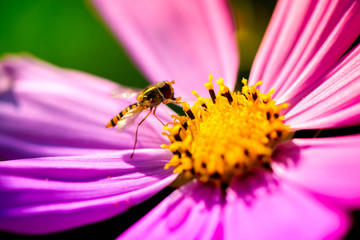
[162,75,289,188]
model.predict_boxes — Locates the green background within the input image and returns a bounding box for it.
[0,0,148,88]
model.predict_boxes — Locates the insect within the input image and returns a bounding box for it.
[106,81,181,158]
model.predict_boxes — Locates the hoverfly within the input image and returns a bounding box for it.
[106,81,181,158]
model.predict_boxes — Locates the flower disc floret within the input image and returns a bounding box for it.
[162,75,289,188]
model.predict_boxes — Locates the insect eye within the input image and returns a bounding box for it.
[158,82,173,99]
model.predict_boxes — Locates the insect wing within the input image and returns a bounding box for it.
[115,106,144,131]
[112,83,157,99]
[111,88,142,99]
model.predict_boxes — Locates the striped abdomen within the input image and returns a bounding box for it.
[106,103,141,128]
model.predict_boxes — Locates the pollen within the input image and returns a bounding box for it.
[162,75,289,188]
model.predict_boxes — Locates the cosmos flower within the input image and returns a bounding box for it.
[0,0,360,239]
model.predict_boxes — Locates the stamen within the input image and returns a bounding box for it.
[205,74,217,103]
[174,130,182,141]
[208,90,217,104]
[201,103,208,110]
[222,92,233,105]
[192,90,208,110]
[182,102,195,120]
[163,76,289,188]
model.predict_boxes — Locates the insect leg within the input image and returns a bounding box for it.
[163,97,183,105]
[152,106,165,126]
[130,110,152,158]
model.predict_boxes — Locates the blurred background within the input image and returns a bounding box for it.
[0,0,359,239]
[0,0,276,88]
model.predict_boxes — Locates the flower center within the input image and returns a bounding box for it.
[162,75,289,188]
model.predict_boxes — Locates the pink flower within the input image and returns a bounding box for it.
[0,0,360,239]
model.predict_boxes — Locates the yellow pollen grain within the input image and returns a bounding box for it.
[163,76,289,188]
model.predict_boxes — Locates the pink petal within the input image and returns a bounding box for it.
[92,0,238,99]
[119,170,351,239]
[0,55,173,159]
[284,43,360,130]
[224,172,350,240]
[118,180,224,240]
[273,135,360,209]
[250,0,360,102]
[0,149,176,234]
